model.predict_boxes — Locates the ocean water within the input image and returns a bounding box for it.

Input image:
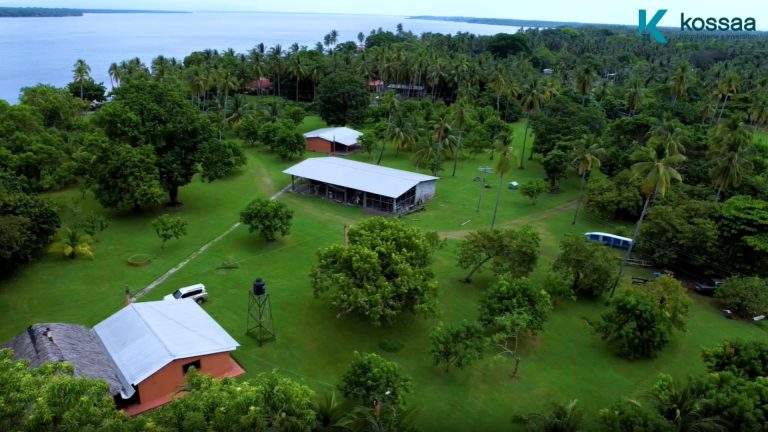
[0,12,518,103]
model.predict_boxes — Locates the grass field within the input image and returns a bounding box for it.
[1,118,765,430]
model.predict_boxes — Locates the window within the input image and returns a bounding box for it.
[172,289,182,299]
[181,289,201,298]
[182,359,201,374]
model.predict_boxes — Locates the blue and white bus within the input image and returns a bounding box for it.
[584,232,633,250]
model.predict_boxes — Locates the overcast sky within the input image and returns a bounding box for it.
[1,1,764,27]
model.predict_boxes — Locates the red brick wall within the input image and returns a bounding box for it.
[306,137,332,153]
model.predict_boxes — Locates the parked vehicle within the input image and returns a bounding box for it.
[164,284,208,304]
[694,279,724,295]
[584,232,633,250]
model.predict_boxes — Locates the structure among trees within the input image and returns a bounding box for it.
[303,127,362,154]
[284,157,438,214]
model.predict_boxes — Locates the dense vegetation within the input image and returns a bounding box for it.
[2,19,768,431]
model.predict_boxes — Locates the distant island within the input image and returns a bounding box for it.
[0,7,187,18]
[409,15,602,28]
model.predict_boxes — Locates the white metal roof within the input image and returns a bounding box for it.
[283,157,438,198]
[303,127,362,147]
[93,300,239,387]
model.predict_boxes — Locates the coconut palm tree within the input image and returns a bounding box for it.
[268,44,285,96]
[714,73,739,123]
[748,91,768,128]
[575,64,596,105]
[357,32,365,46]
[225,94,252,126]
[108,62,121,89]
[218,71,240,114]
[377,91,400,164]
[626,81,644,116]
[516,399,584,432]
[432,114,455,176]
[491,138,515,229]
[649,115,688,156]
[288,53,307,101]
[48,227,94,260]
[708,120,754,201]
[73,59,91,100]
[449,97,472,176]
[571,135,605,225]
[669,61,694,105]
[519,77,557,166]
[488,62,510,118]
[612,141,685,296]
[649,378,728,432]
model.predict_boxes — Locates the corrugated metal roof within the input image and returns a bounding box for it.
[303,127,362,146]
[283,157,438,198]
[93,300,239,386]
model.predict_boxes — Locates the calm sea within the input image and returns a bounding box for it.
[0,12,518,103]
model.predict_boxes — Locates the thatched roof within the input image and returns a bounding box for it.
[0,323,123,396]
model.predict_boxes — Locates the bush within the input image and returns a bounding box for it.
[702,340,768,379]
[594,290,672,359]
[151,214,187,248]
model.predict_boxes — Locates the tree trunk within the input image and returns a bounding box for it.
[715,185,722,202]
[80,82,84,100]
[520,115,530,168]
[452,133,462,177]
[491,175,504,229]
[464,255,492,283]
[168,186,180,207]
[376,141,386,165]
[717,95,729,123]
[611,186,655,297]
[572,171,587,225]
[510,356,521,379]
[296,77,299,101]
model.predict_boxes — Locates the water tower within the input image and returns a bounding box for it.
[246,278,275,345]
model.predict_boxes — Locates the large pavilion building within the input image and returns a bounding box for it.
[283,157,438,214]
[303,127,362,154]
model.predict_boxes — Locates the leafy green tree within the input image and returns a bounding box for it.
[637,200,720,268]
[584,170,644,220]
[457,225,540,282]
[648,373,736,432]
[0,349,133,432]
[530,93,605,158]
[274,126,306,160]
[0,191,60,272]
[90,142,164,210]
[199,139,246,181]
[48,227,94,259]
[718,196,768,276]
[594,290,673,359]
[239,115,263,146]
[338,352,412,409]
[316,70,369,126]
[19,84,86,130]
[96,79,217,206]
[703,340,768,380]
[519,77,557,167]
[66,78,106,103]
[542,271,573,305]
[642,276,691,332]
[542,149,568,192]
[151,214,188,248]
[429,321,485,372]
[479,275,552,333]
[486,33,530,58]
[715,276,768,318]
[150,370,316,432]
[240,197,293,241]
[520,180,548,205]
[553,234,615,297]
[708,119,753,201]
[311,217,438,325]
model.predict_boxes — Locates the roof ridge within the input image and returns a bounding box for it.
[129,303,175,358]
[317,157,437,180]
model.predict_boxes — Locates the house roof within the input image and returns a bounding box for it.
[283,157,438,199]
[93,300,239,388]
[303,127,362,147]
[1,323,123,396]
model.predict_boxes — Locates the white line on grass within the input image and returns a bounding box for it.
[133,185,290,300]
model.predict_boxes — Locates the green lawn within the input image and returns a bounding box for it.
[1,119,765,430]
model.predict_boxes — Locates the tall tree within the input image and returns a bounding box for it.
[669,61,694,105]
[491,140,514,229]
[519,77,556,166]
[708,119,754,201]
[570,135,605,224]
[72,59,91,100]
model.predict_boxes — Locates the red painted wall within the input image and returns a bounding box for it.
[306,137,332,153]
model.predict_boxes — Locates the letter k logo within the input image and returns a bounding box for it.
[639,9,667,43]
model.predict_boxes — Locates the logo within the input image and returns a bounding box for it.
[639,9,668,43]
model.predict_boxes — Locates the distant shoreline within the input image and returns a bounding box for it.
[0,7,188,18]
[408,15,621,28]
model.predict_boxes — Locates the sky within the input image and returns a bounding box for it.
[0,0,764,27]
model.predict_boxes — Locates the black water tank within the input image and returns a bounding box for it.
[253,278,266,296]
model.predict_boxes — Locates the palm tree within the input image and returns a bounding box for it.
[714,73,739,123]
[432,115,455,176]
[519,77,556,166]
[708,120,753,201]
[626,81,644,116]
[669,62,694,105]
[377,91,399,164]
[288,53,307,101]
[488,62,510,118]
[491,138,514,229]
[386,115,418,160]
[357,32,365,46]
[516,400,584,432]
[48,228,94,260]
[649,115,688,156]
[268,44,284,96]
[571,135,605,225]
[575,64,596,105]
[748,91,768,128]
[313,393,350,432]
[108,62,121,89]
[218,71,240,114]
[73,59,91,100]
[449,97,472,176]
[612,142,685,296]
[649,378,728,432]
[225,94,252,126]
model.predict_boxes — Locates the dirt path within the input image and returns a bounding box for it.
[439,199,577,240]
[133,169,290,300]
